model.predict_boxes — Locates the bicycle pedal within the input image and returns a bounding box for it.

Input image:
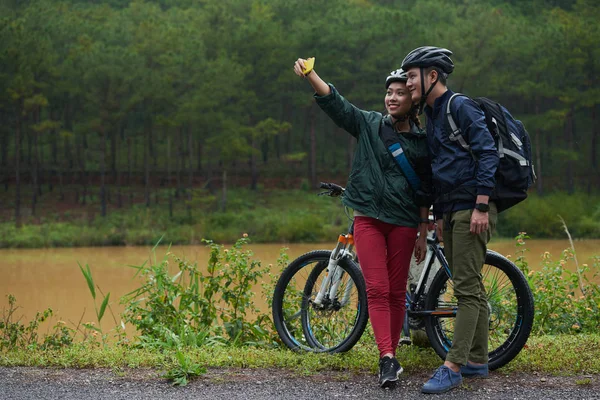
[399,337,412,346]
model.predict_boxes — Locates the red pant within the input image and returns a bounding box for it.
[354,217,417,358]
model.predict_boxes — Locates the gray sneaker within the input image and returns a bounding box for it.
[378,356,403,388]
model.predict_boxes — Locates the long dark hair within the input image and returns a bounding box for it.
[408,104,421,129]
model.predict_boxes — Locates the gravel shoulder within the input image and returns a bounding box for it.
[2,367,599,400]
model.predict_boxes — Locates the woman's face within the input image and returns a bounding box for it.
[385,81,413,119]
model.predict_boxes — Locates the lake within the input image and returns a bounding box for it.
[1,239,598,333]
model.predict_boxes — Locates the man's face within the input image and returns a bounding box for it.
[405,67,422,103]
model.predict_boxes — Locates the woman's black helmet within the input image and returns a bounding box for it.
[385,68,408,88]
[401,46,454,75]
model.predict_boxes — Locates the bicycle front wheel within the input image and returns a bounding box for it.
[424,250,534,370]
[272,250,368,353]
[301,255,368,353]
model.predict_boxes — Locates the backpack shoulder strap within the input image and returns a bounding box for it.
[379,120,421,192]
[445,93,476,160]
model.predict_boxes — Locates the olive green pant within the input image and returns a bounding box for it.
[443,203,497,366]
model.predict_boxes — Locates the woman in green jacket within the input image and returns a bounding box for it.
[293,58,432,389]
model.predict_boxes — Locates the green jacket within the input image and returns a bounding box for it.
[315,84,432,228]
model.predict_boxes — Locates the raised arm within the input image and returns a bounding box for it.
[293,58,330,96]
[293,57,375,138]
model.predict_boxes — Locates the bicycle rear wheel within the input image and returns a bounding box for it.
[424,250,534,370]
[272,250,368,353]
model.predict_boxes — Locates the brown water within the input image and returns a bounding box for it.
[1,240,598,333]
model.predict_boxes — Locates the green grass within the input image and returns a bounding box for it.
[2,334,600,376]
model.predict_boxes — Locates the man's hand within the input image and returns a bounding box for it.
[435,219,443,242]
[470,209,489,234]
[414,234,427,264]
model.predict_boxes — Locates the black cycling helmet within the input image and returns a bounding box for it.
[401,46,454,114]
[385,68,408,88]
[401,46,454,75]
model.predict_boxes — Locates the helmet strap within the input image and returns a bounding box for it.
[417,67,439,115]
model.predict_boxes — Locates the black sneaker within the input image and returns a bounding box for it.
[378,356,403,388]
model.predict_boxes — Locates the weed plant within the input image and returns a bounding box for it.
[514,232,600,334]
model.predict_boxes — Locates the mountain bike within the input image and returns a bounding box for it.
[271,182,534,371]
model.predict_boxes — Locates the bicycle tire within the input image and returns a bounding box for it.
[301,255,368,353]
[272,250,368,353]
[424,250,534,370]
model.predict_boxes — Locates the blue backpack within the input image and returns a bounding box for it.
[446,94,536,212]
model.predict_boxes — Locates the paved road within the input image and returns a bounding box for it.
[1,367,599,400]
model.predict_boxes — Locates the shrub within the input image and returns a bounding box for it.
[515,233,600,334]
[121,236,275,348]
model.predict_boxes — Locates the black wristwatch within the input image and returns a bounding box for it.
[475,203,490,213]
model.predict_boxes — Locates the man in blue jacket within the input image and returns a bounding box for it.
[402,46,500,394]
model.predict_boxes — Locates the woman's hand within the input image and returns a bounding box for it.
[293,58,310,78]
[414,233,427,264]
[292,57,330,96]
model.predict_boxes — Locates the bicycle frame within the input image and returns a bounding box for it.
[310,229,458,321]
[406,235,457,319]
[309,182,457,323]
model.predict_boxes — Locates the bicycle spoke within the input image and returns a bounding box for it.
[304,267,362,350]
[429,259,526,361]
[277,258,329,350]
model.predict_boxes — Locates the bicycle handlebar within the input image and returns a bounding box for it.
[318,182,344,197]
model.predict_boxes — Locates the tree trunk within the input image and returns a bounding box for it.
[262,138,269,163]
[100,129,107,217]
[110,128,117,183]
[77,129,87,205]
[591,104,598,174]
[221,168,227,211]
[1,125,7,168]
[27,126,32,167]
[31,107,39,216]
[197,137,202,173]
[127,136,132,186]
[117,164,122,209]
[308,102,317,189]
[167,135,171,186]
[63,104,73,197]
[58,166,64,201]
[250,134,258,191]
[133,135,138,182]
[175,126,183,198]
[565,105,575,194]
[187,125,193,218]
[15,100,22,228]
[144,127,151,207]
[188,125,193,194]
[63,101,74,170]
[534,103,543,196]
[51,116,58,165]
[149,125,157,168]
